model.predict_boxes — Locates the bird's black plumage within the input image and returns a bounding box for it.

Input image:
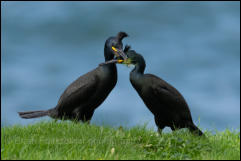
[120,48,204,136]
[18,32,128,122]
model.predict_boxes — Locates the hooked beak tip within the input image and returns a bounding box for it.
[117,59,124,63]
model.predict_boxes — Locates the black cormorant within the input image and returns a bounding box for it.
[18,32,128,123]
[108,46,204,136]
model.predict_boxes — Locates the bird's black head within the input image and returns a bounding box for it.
[121,45,146,67]
[104,32,128,61]
[101,45,146,73]
[120,45,146,73]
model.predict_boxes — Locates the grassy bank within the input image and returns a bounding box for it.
[1,121,240,160]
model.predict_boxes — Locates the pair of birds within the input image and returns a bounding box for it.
[19,32,204,136]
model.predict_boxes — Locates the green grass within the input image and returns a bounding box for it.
[1,121,240,160]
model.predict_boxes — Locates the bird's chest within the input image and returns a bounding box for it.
[131,80,160,114]
[98,76,116,92]
[130,78,150,103]
[90,69,117,102]
[99,69,117,88]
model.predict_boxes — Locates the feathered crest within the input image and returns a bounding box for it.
[124,44,131,52]
[117,32,128,42]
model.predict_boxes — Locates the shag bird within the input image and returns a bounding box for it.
[18,32,128,123]
[107,46,204,136]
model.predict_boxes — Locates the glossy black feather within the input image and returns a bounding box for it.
[126,50,204,136]
[18,32,128,122]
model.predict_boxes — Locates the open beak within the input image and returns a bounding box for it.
[112,46,128,60]
[99,46,127,66]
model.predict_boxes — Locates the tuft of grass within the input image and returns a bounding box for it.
[1,121,240,160]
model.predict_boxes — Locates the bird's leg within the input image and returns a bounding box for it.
[154,117,164,136]
[170,126,175,131]
[157,128,163,136]
[80,115,91,125]
[86,120,90,125]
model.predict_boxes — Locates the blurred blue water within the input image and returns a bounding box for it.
[1,2,240,131]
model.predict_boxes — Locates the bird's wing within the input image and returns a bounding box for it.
[145,74,191,114]
[57,68,99,107]
[145,74,180,99]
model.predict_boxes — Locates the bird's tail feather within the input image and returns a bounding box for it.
[189,124,204,136]
[18,110,49,119]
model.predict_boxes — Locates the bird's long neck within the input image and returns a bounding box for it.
[103,47,117,73]
[102,63,117,73]
[104,45,114,62]
[130,62,146,86]
[132,62,145,74]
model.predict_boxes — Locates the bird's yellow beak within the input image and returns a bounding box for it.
[112,46,119,57]
[117,59,124,63]
[99,57,130,66]
[98,47,128,66]
[116,58,132,65]
[112,46,128,60]
[112,46,117,52]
